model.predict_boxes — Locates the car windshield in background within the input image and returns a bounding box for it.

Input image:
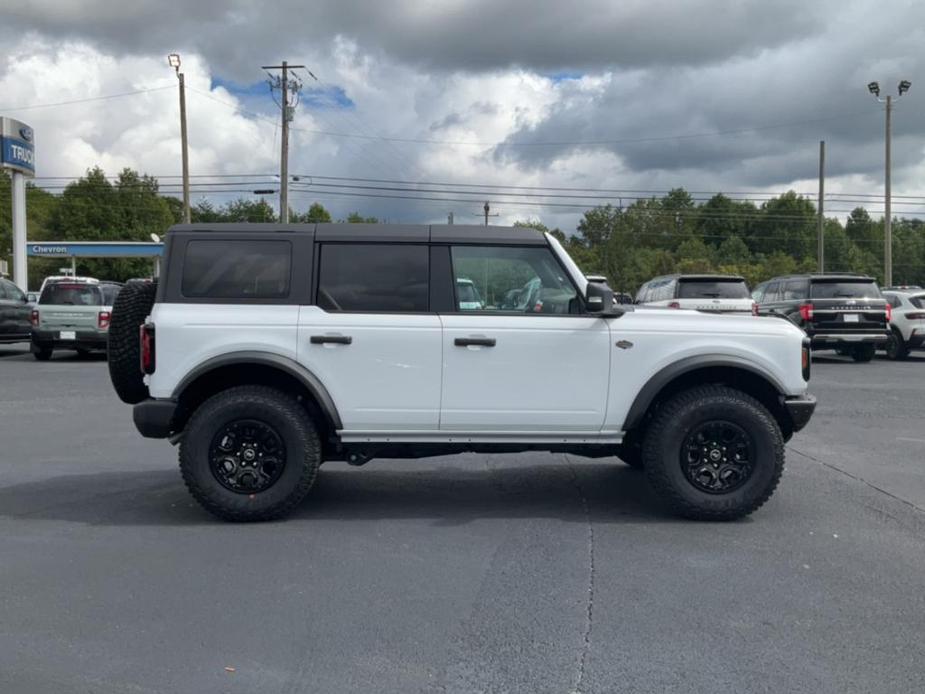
[457,283,479,303]
[810,281,881,299]
[39,283,102,306]
[678,280,749,299]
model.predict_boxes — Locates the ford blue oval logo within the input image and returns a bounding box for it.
[19,126,33,142]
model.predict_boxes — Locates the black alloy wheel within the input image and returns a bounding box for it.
[209,419,287,494]
[681,421,754,494]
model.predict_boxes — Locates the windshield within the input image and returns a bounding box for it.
[810,281,881,299]
[678,279,749,299]
[39,283,103,306]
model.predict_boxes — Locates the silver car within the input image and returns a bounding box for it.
[30,279,122,360]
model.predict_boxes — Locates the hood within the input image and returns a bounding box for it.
[626,306,805,338]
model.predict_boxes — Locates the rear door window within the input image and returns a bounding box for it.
[810,281,882,299]
[677,279,749,299]
[317,244,429,312]
[182,240,291,299]
[39,283,102,306]
[782,280,807,301]
[909,295,925,309]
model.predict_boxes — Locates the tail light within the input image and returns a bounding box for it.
[885,304,892,322]
[905,312,925,320]
[799,303,814,321]
[140,323,156,375]
[98,311,111,329]
[751,302,759,316]
[30,309,39,327]
[668,301,681,309]
[802,339,811,381]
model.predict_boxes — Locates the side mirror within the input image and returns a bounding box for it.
[586,281,621,316]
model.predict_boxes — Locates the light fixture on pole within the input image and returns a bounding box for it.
[168,53,191,224]
[868,79,911,287]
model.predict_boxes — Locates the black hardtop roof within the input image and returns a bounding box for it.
[166,222,547,245]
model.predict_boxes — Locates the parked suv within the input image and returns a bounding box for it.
[31,278,122,360]
[636,274,756,314]
[0,278,31,344]
[753,273,889,362]
[107,223,815,522]
[881,290,925,359]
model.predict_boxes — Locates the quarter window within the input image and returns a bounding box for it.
[317,244,429,312]
[182,240,291,299]
[449,245,579,314]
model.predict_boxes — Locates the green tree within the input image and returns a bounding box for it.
[346,211,379,223]
[292,202,332,223]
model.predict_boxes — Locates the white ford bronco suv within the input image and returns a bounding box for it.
[108,223,815,522]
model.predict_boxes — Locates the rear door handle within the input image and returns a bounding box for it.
[310,335,352,345]
[454,337,496,347]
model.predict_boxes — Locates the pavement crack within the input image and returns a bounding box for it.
[789,446,925,515]
[565,455,595,694]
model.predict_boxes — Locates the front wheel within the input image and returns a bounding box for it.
[179,385,321,522]
[642,385,784,520]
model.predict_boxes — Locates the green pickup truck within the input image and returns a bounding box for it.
[31,279,123,360]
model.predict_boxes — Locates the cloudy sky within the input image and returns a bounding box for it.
[1,0,924,230]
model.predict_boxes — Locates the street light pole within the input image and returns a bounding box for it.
[868,80,910,287]
[169,54,191,224]
[884,94,892,286]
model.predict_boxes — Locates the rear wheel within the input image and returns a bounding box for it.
[851,343,876,362]
[179,385,321,522]
[642,385,784,520]
[884,330,909,360]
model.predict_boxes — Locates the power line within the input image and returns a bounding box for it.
[0,85,175,112]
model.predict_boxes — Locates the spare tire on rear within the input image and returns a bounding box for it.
[108,280,157,404]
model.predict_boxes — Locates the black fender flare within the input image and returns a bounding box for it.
[172,351,343,431]
[622,355,787,432]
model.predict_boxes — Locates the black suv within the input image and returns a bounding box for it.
[753,273,889,362]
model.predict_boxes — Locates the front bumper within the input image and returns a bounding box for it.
[133,398,177,439]
[782,393,817,433]
[31,328,108,350]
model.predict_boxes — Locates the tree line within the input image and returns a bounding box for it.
[2,167,922,292]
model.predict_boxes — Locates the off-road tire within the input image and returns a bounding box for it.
[108,280,157,404]
[642,385,784,521]
[884,329,909,361]
[179,385,321,522]
[851,343,876,363]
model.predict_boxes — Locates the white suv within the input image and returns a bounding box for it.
[107,223,815,522]
[882,290,925,359]
[637,274,756,314]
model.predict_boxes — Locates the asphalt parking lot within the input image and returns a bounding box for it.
[0,344,923,694]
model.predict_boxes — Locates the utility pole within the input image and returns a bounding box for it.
[263,61,305,223]
[868,80,910,286]
[168,54,190,223]
[817,140,825,272]
[884,94,892,286]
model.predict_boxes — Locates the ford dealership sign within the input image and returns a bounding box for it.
[1,117,35,175]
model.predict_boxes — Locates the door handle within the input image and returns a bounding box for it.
[454,337,496,347]
[310,335,352,345]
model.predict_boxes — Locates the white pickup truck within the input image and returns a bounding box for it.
[107,223,815,522]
